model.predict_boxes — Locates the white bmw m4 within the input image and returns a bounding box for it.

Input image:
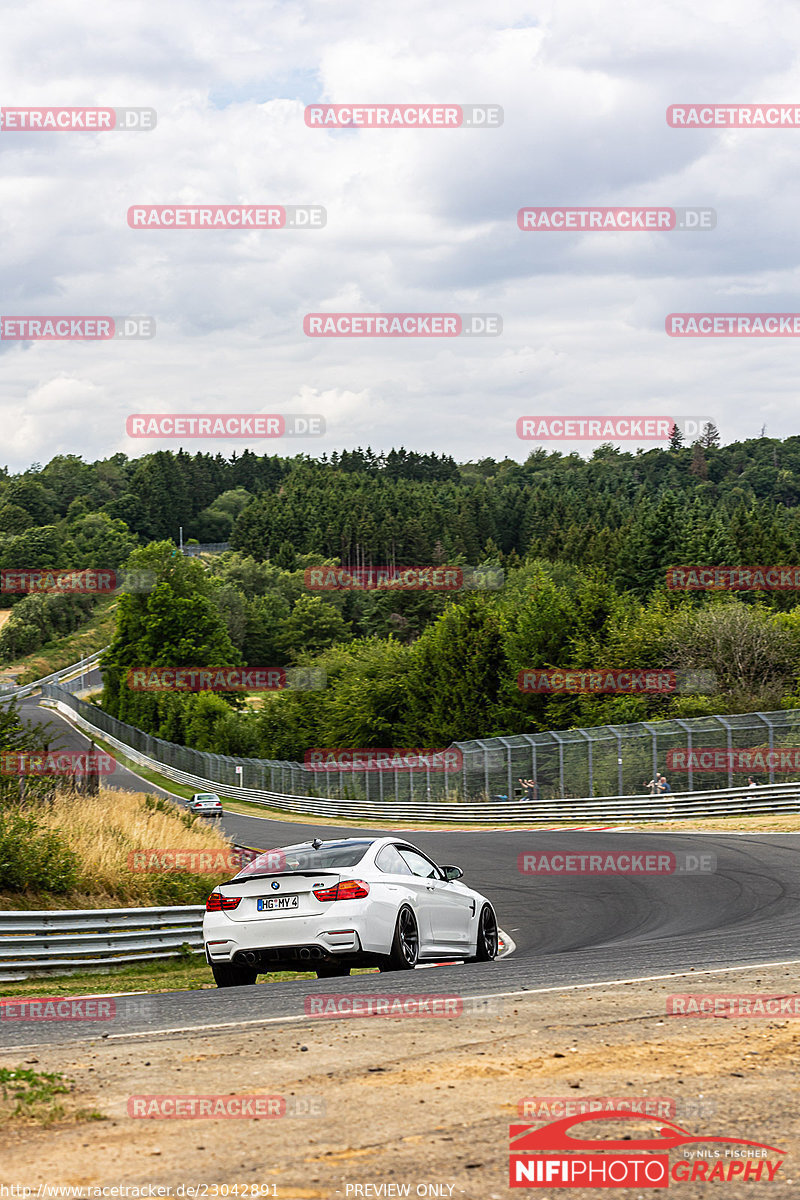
[203,836,499,986]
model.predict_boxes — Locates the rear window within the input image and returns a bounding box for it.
[236,840,373,878]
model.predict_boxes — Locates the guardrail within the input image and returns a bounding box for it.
[42,691,800,822]
[0,649,105,701]
[182,543,231,556]
[0,905,205,977]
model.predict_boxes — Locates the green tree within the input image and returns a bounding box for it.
[668,424,684,451]
[402,597,509,743]
[101,541,240,728]
[279,596,352,661]
[0,504,33,535]
[700,422,721,449]
[67,512,136,568]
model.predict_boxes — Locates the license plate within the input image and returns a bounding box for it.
[257,896,299,911]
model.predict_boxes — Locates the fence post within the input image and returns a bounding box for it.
[716,716,734,789]
[588,738,593,797]
[756,712,775,785]
[558,737,565,798]
[674,718,694,793]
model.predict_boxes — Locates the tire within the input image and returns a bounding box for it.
[211,961,258,988]
[467,904,498,962]
[315,963,352,978]
[381,906,419,971]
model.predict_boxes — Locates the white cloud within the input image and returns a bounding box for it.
[2,0,800,470]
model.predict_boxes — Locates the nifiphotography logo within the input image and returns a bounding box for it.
[509,1111,785,1187]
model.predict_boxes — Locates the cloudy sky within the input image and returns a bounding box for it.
[2,0,800,473]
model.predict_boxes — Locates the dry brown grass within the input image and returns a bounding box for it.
[0,786,238,907]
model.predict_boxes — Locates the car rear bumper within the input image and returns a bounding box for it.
[204,933,370,969]
[203,910,384,963]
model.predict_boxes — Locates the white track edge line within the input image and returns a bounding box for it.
[93,955,800,1041]
[6,956,800,1054]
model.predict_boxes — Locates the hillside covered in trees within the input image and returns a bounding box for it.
[5,436,800,756]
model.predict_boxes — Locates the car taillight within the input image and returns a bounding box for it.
[312,879,370,902]
[205,892,241,911]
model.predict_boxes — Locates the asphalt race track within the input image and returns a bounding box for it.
[4,697,800,1049]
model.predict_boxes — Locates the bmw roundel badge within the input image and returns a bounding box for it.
[271,881,280,889]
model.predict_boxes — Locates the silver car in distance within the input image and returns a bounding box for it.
[188,792,223,818]
[203,836,499,987]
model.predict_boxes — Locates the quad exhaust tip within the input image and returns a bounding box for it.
[240,946,326,964]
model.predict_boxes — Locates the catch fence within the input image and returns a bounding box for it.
[41,685,800,803]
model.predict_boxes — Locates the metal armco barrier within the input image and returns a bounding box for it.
[0,649,105,701]
[0,905,204,976]
[42,690,800,822]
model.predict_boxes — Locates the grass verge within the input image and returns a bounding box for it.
[0,597,117,685]
[0,1066,105,1126]
[0,786,242,909]
[0,955,378,999]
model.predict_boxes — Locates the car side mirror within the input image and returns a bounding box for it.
[442,865,463,881]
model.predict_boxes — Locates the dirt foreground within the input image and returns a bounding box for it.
[3,962,799,1199]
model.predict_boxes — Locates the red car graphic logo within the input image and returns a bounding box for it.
[510,1110,784,1155]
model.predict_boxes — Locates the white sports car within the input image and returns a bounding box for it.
[203,836,499,986]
